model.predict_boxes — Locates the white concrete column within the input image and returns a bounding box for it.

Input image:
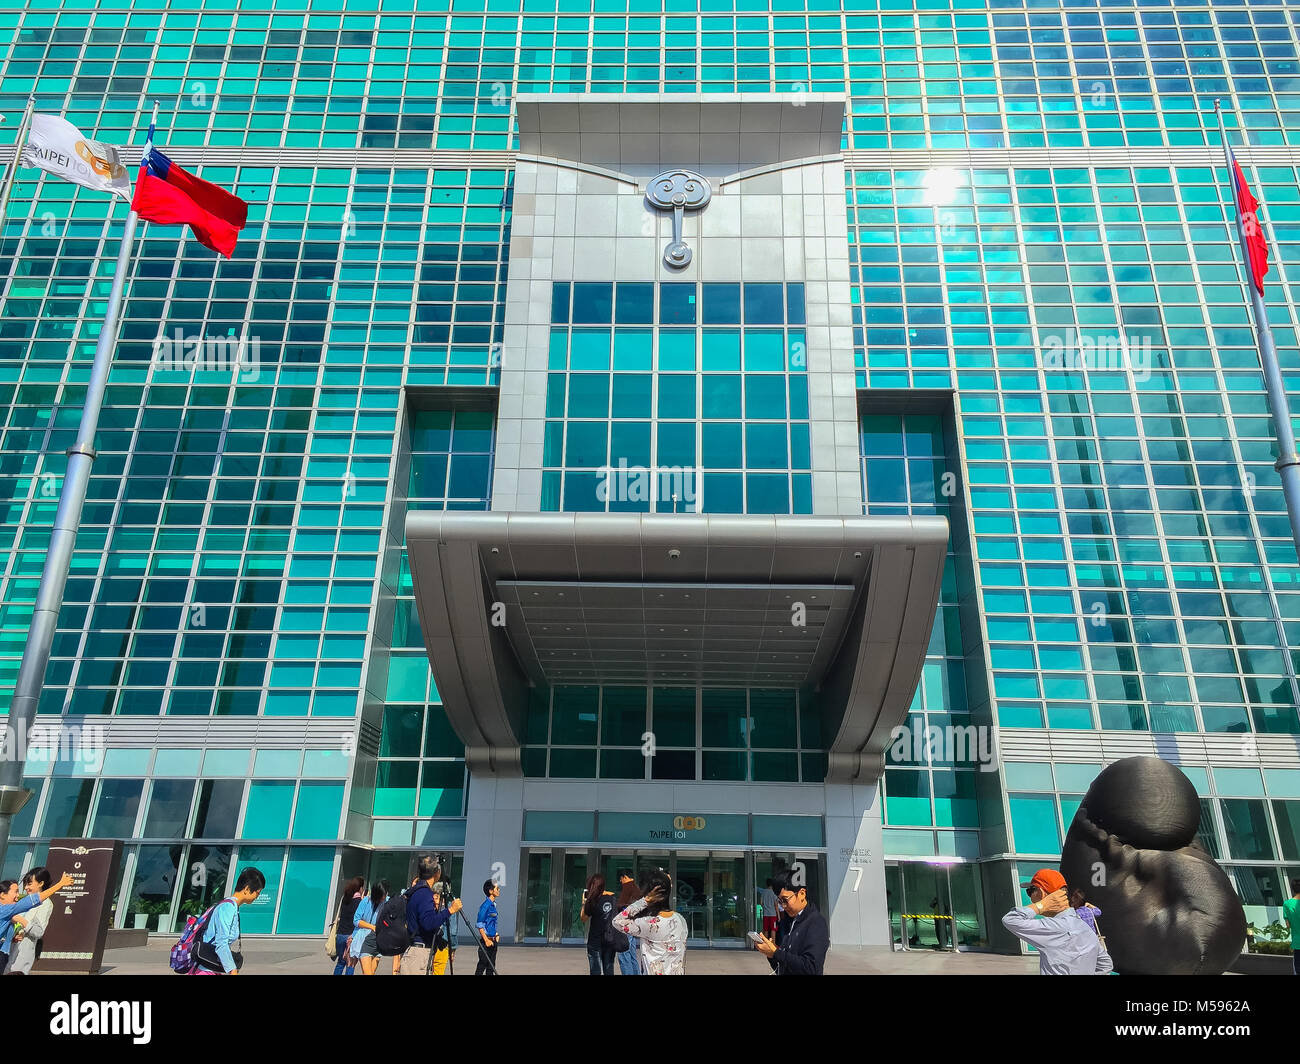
[460,775,525,939]
[824,780,888,947]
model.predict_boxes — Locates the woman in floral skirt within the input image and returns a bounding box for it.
[611,867,688,975]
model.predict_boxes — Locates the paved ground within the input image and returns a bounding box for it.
[100,937,1040,975]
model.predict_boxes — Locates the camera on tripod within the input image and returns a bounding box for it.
[423,852,497,975]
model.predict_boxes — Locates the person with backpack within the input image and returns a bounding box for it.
[580,872,617,975]
[330,875,365,975]
[474,878,501,975]
[190,867,266,975]
[370,876,417,975]
[400,856,461,976]
[350,880,387,976]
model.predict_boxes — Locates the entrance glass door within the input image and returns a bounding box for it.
[893,861,956,951]
[559,851,588,942]
[675,855,708,942]
[523,850,551,939]
[520,848,826,947]
[946,861,988,949]
[885,863,905,948]
[521,849,589,944]
[709,854,745,941]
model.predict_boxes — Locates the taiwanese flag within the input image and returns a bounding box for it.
[1229,146,1270,297]
[131,145,248,258]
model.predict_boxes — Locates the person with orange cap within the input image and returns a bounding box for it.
[1002,869,1114,975]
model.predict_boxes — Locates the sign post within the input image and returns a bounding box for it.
[35,838,123,974]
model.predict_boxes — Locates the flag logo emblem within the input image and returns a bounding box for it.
[74,139,125,181]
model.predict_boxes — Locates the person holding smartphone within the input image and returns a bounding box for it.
[754,870,829,975]
[580,873,617,975]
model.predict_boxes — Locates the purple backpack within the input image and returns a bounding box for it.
[170,901,221,974]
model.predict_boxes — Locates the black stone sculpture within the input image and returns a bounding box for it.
[1059,755,1247,975]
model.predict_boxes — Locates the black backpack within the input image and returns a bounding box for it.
[602,898,629,953]
[374,891,412,955]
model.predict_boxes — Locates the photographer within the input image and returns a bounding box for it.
[401,856,461,976]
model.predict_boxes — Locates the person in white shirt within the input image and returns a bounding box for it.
[6,868,55,975]
[611,868,688,975]
[1002,868,1114,976]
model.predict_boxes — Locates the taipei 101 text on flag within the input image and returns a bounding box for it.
[19,113,131,198]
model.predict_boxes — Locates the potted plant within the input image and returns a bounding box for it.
[1248,920,1291,955]
[132,898,172,932]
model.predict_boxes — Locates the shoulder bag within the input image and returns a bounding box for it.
[193,899,243,973]
[325,897,341,959]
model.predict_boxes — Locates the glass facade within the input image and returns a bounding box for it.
[542,280,811,513]
[0,0,1297,945]
[522,685,826,782]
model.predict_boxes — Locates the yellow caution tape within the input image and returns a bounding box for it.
[899,914,954,920]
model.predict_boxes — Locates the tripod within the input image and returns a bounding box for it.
[428,853,499,976]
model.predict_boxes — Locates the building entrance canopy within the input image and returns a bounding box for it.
[406,512,946,783]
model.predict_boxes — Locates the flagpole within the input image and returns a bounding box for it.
[1214,99,1300,558]
[0,105,154,868]
[0,95,35,225]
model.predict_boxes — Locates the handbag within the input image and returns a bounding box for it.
[193,899,243,973]
[325,902,341,959]
[1093,914,1107,952]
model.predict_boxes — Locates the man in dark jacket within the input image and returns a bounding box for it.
[401,856,462,975]
[755,869,830,974]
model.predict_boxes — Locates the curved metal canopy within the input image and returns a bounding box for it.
[405,512,947,783]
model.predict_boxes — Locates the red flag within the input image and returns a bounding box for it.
[1230,150,1270,296]
[131,147,248,258]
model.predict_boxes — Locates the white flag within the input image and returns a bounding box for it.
[19,114,130,198]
